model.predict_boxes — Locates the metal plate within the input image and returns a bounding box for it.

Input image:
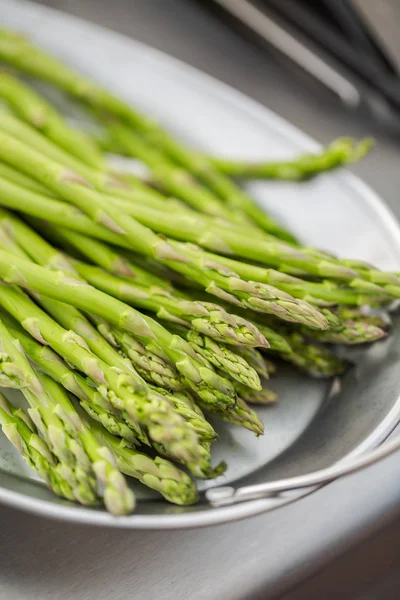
[1,0,400,529]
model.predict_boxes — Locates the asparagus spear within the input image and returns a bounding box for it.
[0,393,76,501]
[148,386,217,443]
[0,310,147,445]
[0,127,186,262]
[0,109,201,215]
[0,168,394,310]
[0,283,214,469]
[36,372,135,515]
[0,72,103,168]
[90,316,186,392]
[0,129,328,326]
[50,224,327,330]
[334,306,391,330]
[38,220,172,289]
[201,396,264,436]
[279,332,351,377]
[303,320,386,345]
[0,160,55,196]
[89,418,199,505]
[71,259,270,347]
[207,138,373,179]
[0,317,99,504]
[0,213,146,379]
[181,246,391,306]
[0,30,296,241]
[231,383,278,406]
[167,325,262,390]
[0,247,237,409]
[105,122,257,226]
[0,130,326,324]
[234,346,275,380]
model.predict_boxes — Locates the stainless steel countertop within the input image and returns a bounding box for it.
[2,1,400,598]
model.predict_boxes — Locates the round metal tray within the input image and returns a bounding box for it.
[1,0,400,529]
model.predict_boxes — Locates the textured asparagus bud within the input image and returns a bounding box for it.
[200,396,264,436]
[92,422,199,505]
[39,374,135,515]
[170,326,262,390]
[236,386,278,406]
[90,315,185,391]
[151,385,217,442]
[234,346,276,380]
[0,393,76,501]
[281,332,351,377]
[304,320,386,345]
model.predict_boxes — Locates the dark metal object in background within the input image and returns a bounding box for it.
[205,0,400,134]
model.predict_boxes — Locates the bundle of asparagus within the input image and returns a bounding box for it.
[0,28,393,516]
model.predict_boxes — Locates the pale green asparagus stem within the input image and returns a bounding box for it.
[71,258,270,347]
[0,248,237,410]
[0,72,103,168]
[207,138,373,179]
[0,310,141,445]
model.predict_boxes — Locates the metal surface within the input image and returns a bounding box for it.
[208,430,400,506]
[1,0,400,531]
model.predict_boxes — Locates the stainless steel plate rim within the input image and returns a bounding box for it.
[1,0,400,529]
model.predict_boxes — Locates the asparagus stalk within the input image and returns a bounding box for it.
[0,168,394,309]
[184,247,391,306]
[0,213,144,378]
[0,30,296,241]
[0,248,238,408]
[105,122,257,225]
[167,325,262,390]
[36,372,135,515]
[50,224,327,331]
[234,346,275,380]
[0,393,76,501]
[303,320,386,345]
[334,306,391,330]
[0,132,327,327]
[0,128,185,262]
[201,396,264,436]
[0,317,99,504]
[0,130,325,323]
[89,316,185,392]
[0,283,213,469]
[0,109,201,215]
[148,386,218,443]
[207,138,373,179]
[0,310,145,445]
[0,160,55,195]
[71,259,270,347]
[0,175,132,247]
[231,383,278,406]
[279,332,351,377]
[0,72,103,168]
[39,220,172,289]
[89,419,199,505]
